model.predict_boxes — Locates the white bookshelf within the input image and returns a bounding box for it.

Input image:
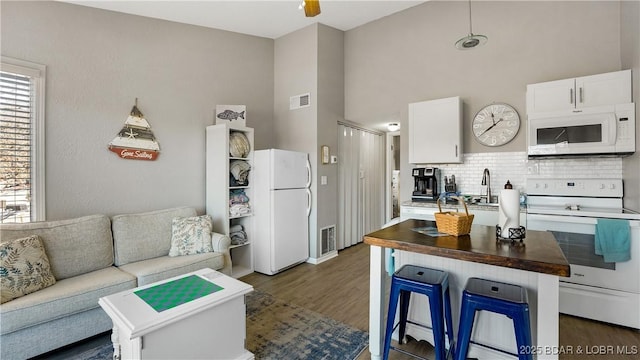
[206,123,254,278]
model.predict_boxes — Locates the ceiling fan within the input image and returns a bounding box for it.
[300,0,321,17]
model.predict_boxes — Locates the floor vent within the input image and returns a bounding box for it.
[289,93,310,110]
[320,225,336,255]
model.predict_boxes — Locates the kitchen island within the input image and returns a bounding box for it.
[364,219,570,360]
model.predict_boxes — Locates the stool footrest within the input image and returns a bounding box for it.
[388,345,431,360]
[469,340,520,358]
[402,320,454,348]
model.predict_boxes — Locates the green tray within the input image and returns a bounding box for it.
[134,274,224,312]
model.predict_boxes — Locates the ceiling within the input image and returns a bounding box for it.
[61,0,427,39]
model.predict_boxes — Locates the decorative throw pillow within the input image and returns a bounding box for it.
[169,215,214,257]
[0,235,56,304]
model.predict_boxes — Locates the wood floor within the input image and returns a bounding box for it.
[241,243,640,360]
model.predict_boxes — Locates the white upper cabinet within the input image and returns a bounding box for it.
[527,69,631,114]
[408,96,463,164]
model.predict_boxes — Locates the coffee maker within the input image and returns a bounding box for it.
[412,167,440,202]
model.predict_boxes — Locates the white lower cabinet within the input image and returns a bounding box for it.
[400,205,442,221]
[400,205,526,227]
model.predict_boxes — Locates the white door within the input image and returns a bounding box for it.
[271,149,309,190]
[271,188,309,272]
[337,124,385,250]
[408,97,462,164]
[576,70,632,108]
[526,78,576,113]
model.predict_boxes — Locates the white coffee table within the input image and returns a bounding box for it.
[99,268,254,360]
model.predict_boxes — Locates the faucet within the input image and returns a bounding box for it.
[481,168,491,203]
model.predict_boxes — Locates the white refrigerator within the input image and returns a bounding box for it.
[253,149,311,275]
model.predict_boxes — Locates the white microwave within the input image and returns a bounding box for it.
[528,103,635,158]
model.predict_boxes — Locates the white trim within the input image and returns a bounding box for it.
[368,245,385,360]
[0,58,43,78]
[1,56,46,221]
[385,131,400,222]
[305,251,338,265]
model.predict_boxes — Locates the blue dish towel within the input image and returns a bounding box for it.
[595,218,630,263]
[385,248,395,277]
[382,217,401,276]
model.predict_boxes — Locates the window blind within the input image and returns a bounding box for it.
[0,70,33,223]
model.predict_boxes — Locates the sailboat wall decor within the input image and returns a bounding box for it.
[108,100,160,161]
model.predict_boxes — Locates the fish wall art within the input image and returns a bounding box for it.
[216,105,246,127]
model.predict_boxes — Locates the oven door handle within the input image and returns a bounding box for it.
[527,213,597,225]
[528,213,640,227]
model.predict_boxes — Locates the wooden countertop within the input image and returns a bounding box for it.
[364,219,570,277]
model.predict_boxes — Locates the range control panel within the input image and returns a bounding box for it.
[526,178,623,197]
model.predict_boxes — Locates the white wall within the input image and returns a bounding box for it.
[1,1,274,220]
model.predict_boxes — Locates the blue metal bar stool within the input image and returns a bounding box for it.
[456,278,533,360]
[383,265,455,360]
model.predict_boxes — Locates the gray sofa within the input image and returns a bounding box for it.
[0,207,231,360]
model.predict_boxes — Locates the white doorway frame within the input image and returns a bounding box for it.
[385,131,400,223]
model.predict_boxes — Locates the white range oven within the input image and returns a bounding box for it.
[526,178,640,329]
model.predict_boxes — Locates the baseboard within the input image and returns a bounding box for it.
[306,251,338,265]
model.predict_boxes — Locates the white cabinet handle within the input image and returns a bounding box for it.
[570,88,574,104]
[579,87,583,103]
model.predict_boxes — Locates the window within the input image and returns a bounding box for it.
[1,57,46,223]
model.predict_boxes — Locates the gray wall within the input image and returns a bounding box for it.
[272,23,344,261]
[316,24,343,257]
[344,1,625,203]
[1,1,274,220]
[2,0,637,223]
[621,1,640,212]
[273,24,320,259]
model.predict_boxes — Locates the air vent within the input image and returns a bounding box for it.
[289,93,311,110]
[320,225,336,255]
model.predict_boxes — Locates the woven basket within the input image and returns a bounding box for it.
[435,197,474,236]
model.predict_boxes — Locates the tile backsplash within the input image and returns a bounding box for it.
[431,151,622,196]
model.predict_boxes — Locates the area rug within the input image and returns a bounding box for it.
[245,290,368,359]
[69,290,368,360]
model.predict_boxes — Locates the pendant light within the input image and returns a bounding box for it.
[455,0,487,50]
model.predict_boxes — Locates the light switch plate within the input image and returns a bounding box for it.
[330,155,338,164]
[321,175,327,185]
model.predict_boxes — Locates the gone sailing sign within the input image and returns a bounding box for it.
[109,100,160,161]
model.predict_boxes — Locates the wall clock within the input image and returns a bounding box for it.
[472,103,520,147]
